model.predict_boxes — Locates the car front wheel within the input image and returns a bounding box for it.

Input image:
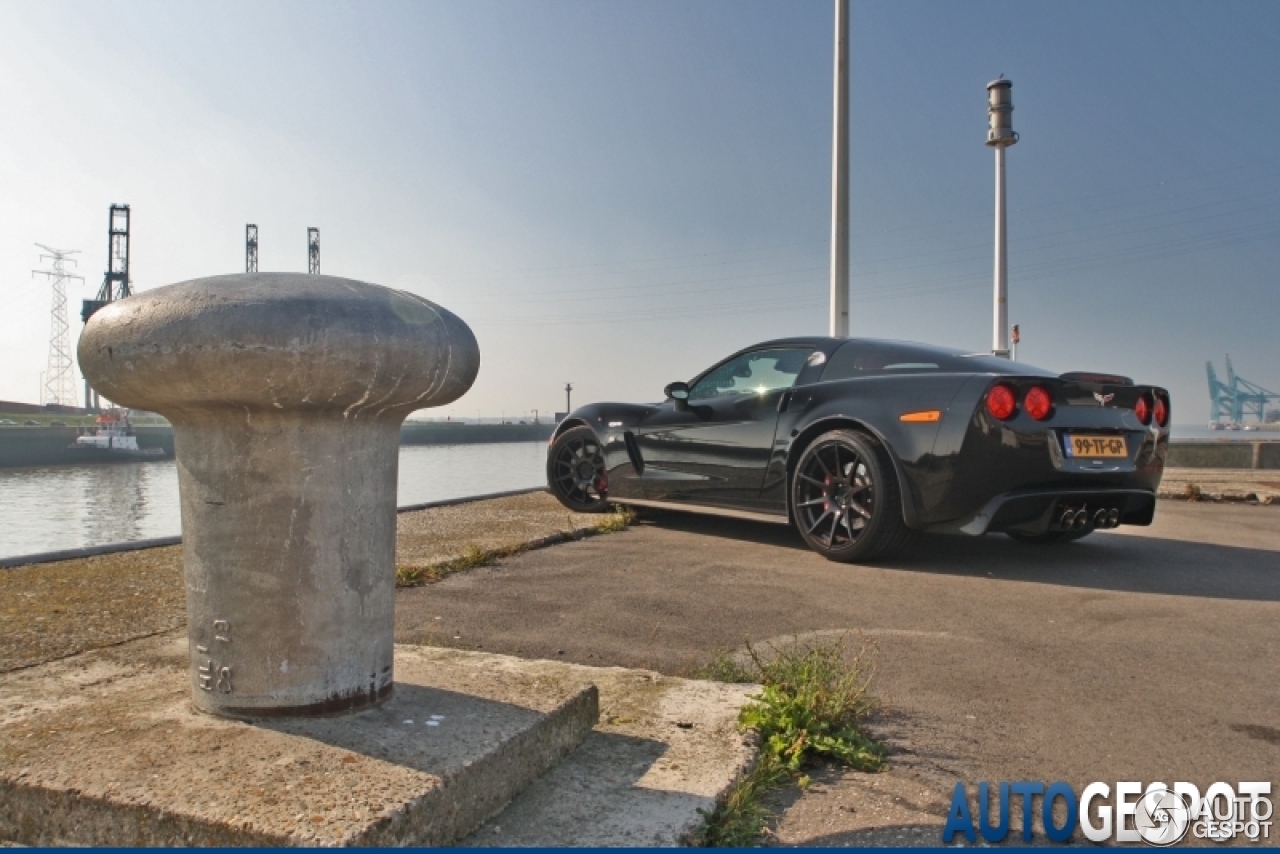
[547,425,611,513]
[791,430,911,562]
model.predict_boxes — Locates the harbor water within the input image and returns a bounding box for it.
[0,442,547,561]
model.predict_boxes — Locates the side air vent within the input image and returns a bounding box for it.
[623,431,644,474]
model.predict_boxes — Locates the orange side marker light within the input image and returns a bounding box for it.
[899,410,942,423]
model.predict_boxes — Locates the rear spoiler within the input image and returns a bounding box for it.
[1058,372,1133,386]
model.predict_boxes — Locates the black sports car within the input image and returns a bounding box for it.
[547,337,1169,561]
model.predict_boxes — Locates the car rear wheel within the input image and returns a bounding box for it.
[791,430,912,562]
[547,425,610,513]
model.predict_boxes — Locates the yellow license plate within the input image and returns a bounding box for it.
[1065,434,1128,458]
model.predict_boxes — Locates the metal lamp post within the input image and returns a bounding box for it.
[829,0,850,338]
[987,78,1017,358]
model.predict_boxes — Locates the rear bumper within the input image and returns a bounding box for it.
[928,488,1157,537]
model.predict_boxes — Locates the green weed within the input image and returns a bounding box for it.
[593,506,635,534]
[739,635,886,773]
[692,633,886,847]
[396,543,500,587]
[686,649,757,684]
[691,752,790,847]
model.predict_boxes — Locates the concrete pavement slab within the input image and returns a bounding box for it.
[0,636,598,846]
[457,669,757,847]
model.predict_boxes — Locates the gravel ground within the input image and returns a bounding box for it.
[0,491,602,674]
[394,499,1280,847]
[0,545,184,672]
[396,491,603,569]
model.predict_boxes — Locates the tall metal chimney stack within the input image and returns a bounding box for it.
[307,227,320,275]
[246,224,259,273]
[986,78,1017,358]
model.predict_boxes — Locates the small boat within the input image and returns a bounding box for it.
[1208,422,1225,430]
[68,410,165,460]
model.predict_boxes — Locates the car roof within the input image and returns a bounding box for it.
[732,336,975,356]
[745,336,842,350]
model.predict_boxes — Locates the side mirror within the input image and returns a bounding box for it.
[664,381,690,411]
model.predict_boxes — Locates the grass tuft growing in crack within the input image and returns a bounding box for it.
[692,752,791,847]
[395,543,517,587]
[691,633,887,847]
[395,506,635,588]
[686,648,758,684]
[593,505,635,534]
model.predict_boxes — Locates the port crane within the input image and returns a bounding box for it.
[1206,356,1279,423]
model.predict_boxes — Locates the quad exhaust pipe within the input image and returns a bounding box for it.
[1057,505,1122,531]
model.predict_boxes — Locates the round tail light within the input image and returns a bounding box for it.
[1025,385,1053,421]
[986,383,1017,420]
[1154,396,1169,427]
[1134,395,1152,425]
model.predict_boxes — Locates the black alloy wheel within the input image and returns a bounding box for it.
[547,425,611,513]
[791,429,911,562]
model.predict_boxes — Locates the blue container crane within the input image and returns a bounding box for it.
[1206,356,1279,423]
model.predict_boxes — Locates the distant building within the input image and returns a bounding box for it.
[0,399,93,417]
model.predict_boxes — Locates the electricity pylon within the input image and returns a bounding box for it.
[33,244,84,406]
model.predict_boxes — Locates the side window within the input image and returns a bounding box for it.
[822,341,944,380]
[689,348,812,401]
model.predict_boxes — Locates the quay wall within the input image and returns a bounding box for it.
[0,422,555,469]
[1164,439,1280,469]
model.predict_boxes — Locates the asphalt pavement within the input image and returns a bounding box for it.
[395,500,1280,845]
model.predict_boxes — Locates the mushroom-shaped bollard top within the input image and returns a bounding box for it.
[78,273,479,718]
[79,273,478,419]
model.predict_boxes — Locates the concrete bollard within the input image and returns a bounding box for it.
[78,273,479,718]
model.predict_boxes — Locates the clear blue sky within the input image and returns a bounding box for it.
[2,0,1277,422]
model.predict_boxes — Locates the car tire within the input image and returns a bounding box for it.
[546,425,611,513]
[1006,529,1093,545]
[791,429,912,562]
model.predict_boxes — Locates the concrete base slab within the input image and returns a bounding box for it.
[0,633,598,846]
[458,664,759,847]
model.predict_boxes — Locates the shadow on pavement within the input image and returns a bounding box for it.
[632,506,1280,603]
[630,508,808,551]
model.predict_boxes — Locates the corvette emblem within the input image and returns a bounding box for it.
[1093,392,1115,406]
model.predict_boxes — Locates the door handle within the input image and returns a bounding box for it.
[777,390,792,412]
